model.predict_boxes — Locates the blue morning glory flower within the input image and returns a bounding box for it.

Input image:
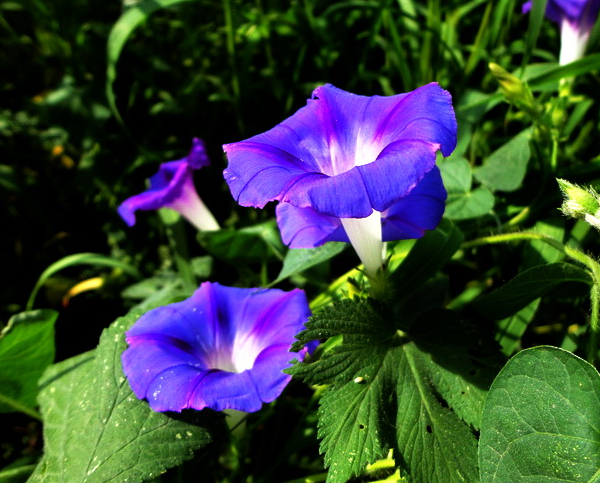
[122,282,312,413]
[523,0,600,65]
[223,83,456,276]
[118,138,220,231]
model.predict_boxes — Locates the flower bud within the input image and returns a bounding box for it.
[489,63,541,119]
[557,178,600,223]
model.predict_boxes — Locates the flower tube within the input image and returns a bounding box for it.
[223,83,456,276]
[122,282,312,413]
[523,0,600,65]
[118,138,220,231]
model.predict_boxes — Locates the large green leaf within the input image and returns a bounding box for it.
[474,129,531,192]
[27,307,220,483]
[472,262,592,320]
[288,299,498,483]
[479,346,600,483]
[0,310,57,417]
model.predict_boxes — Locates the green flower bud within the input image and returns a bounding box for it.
[557,178,600,224]
[489,63,541,119]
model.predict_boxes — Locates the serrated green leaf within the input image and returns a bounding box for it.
[270,243,346,286]
[397,343,480,483]
[197,220,285,263]
[474,130,531,192]
[445,186,495,220]
[0,310,57,417]
[289,299,498,483]
[472,262,592,320]
[479,346,600,483]
[409,309,501,431]
[28,307,220,483]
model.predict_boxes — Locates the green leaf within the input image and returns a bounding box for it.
[472,262,592,320]
[289,299,497,483]
[528,53,600,89]
[28,307,220,483]
[474,129,531,192]
[197,220,285,263]
[445,186,495,220]
[270,243,346,286]
[0,310,57,418]
[479,346,600,483]
[389,219,464,297]
[440,157,472,193]
[439,157,496,220]
[495,300,540,357]
[495,221,566,356]
[106,0,199,121]
[523,0,548,67]
[27,253,142,311]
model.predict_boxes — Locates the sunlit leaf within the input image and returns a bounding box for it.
[480,346,600,483]
[0,310,57,417]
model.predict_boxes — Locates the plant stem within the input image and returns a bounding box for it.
[463,231,600,364]
[0,393,42,421]
[159,210,196,289]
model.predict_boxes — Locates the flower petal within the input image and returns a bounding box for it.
[523,0,599,29]
[275,168,446,248]
[281,139,441,217]
[381,166,447,240]
[223,83,456,217]
[118,138,217,229]
[122,282,311,413]
[187,137,210,169]
[118,160,189,226]
[276,203,348,248]
[311,82,456,160]
[187,370,263,412]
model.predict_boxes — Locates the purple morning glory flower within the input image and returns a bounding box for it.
[523,0,600,64]
[122,282,312,413]
[118,138,220,231]
[223,83,456,276]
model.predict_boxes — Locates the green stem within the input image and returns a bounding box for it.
[0,464,38,480]
[564,246,600,364]
[463,231,600,364]
[461,231,565,253]
[159,210,196,288]
[223,0,243,134]
[0,393,42,421]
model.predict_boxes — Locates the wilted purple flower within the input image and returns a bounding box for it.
[118,138,220,231]
[223,83,456,276]
[122,282,311,413]
[523,0,600,64]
